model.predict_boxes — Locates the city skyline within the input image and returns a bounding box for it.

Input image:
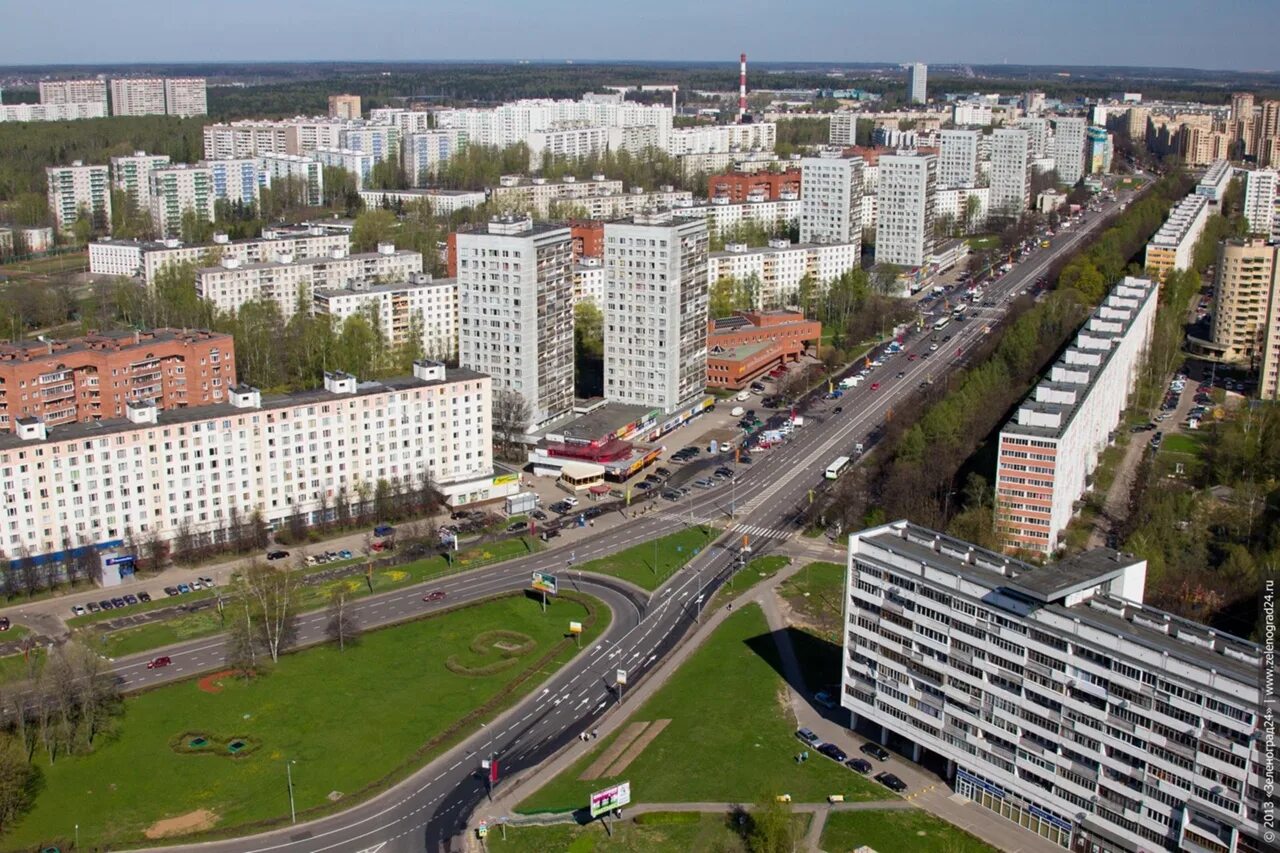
[2,0,1277,71]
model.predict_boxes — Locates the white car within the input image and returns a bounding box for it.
[71,604,87,616]
[735,390,750,402]
[564,496,579,507]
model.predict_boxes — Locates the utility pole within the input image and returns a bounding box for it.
[286,760,297,824]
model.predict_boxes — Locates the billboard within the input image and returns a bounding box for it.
[532,571,558,595]
[589,781,631,818]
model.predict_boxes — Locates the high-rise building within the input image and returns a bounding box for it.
[1210,239,1278,368]
[1051,116,1088,186]
[110,78,167,116]
[312,148,376,189]
[1258,100,1280,164]
[328,94,362,120]
[150,165,215,237]
[1014,116,1049,159]
[875,152,935,269]
[905,62,927,105]
[110,151,171,212]
[989,128,1031,219]
[937,130,979,188]
[841,519,1266,853]
[1231,92,1255,122]
[458,216,574,431]
[1022,90,1045,115]
[163,78,207,117]
[603,211,709,414]
[38,79,107,112]
[799,153,864,249]
[339,124,401,164]
[1124,106,1150,143]
[1242,168,1279,240]
[258,154,325,207]
[313,275,459,361]
[995,277,1158,553]
[1086,126,1113,175]
[46,162,111,234]
[404,130,469,186]
[206,159,262,208]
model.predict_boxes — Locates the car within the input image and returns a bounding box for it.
[539,529,561,542]
[942,334,952,342]
[423,590,447,602]
[896,371,906,379]
[374,524,395,537]
[861,743,890,761]
[814,690,838,710]
[870,382,881,391]
[99,599,114,611]
[146,656,173,669]
[656,466,673,477]
[876,772,908,792]
[124,594,139,605]
[337,551,352,561]
[929,343,938,352]
[695,478,716,489]
[371,541,388,552]
[189,580,204,591]
[111,597,126,608]
[738,454,753,464]
[531,510,548,521]
[507,520,528,532]
[86,601,100,613]
[70,604,87,617]
[715,466,734,477]
[563,497,579,507]
[164,586,180,597]
[847,758,874,774]
[662,490,681,501]
[831,406,844,415]
[177,584,191,594]
[635,481,652,491]
[795,727,823,747]
[818,743,848,763]
[267,550,289,560]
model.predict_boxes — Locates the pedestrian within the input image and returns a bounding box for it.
[592,729,599,739]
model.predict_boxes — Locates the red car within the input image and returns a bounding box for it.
[147,656,172,669]
[423,590,447,602]
[907,353,917,361]
[870,382,881,391]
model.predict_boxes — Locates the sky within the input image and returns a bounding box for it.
[3,0,1276,71]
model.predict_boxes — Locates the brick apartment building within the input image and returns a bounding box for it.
[570,219,604,260]
[707,169,802,202]
[0,329,235,431]
[705,310,821,389]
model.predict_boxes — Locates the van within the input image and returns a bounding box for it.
[731,406,745,417]
[735,390,750,402]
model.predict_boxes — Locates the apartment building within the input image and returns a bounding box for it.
[603,211,710,414]
[0,362,501,563]
[435,98,672,150]
[674,198,802,239]
[328,94,362,120]
[258,155,325,207]
[110,152,171,212]
[163,78,207,117]
[1241,168,1279,240]
[1051,116,1089,186]
[457,217,575,431]
[110,78,167,116]
[1196,159,1233,203]
[875,152,936,268]
[666,123,776,156]
[359,188,486,217]
[489,175,624,216]
[829,113,859,147]
[990,129,1031,219]
[196,245,423,317]
[952,101,992,126]
[339,124,400,164]
[203,121,291,160]
[938,130,980,188]
[207,159,262,208]
[525,126,615,168]
[89,229,351,284]
[1015,116,1049,159]
[312,148,375,189]
[1087,127,1113,174]
[708,240,859,308]
[842,520,1265,853]
[149,165,214,238]
[38,79,107,111]
[46,162,111,234]
[1143,193,1210,279]
[1209,239,1278,367]
[573,259,604,306]
[313,275,459,361]
[935,187,990,232]
[576,189,693,220]
[995,277,1158,554]
[0,329,234,431]
[404,130,468,186]
[707,169,801,202]
[799,153,865,248]
[906,62,927,104]
[0,102,106,122]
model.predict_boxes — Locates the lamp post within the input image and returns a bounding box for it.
[286,759,297,824]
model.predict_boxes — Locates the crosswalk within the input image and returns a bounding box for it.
[731,522,792,542]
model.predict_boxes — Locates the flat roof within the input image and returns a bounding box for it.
[361,188,484,197]
[553,402,658,442]
[708,341,775,360]
[91,229,339,253]
[710,241,853,259]
[314,277,456,298]
[196,249,419,274]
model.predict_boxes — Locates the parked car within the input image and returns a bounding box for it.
[818,743,848,763]
[111,597,126,608]
[584,506,605,520]
[164,587,180,597]
[738,454,752,464]
[423,590,447,602]
[539,529,560,542]
[373,524,395,537]
[861,743,890,761]
[531,510,548,521]
[177,584,191,594]
[146,656,173,669]
[795,728,823,747]
[71,605,87,616]
[267,550,290,560]
[846,758,873,774]
[507,520,527,532]
[813,690,838,710]
[99,600,115,611]
[876,772,908,792]
[694,478,716,489]
[86,602,100,613]
[656,466,672,477]
[563,497,580,507]
[124,594,139,605]
[662,490,681,501]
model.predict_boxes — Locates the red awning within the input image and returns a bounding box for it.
[588,484,611,495]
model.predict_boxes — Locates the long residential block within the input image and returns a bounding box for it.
[90,228,351,285]
[1144,193,1210,279]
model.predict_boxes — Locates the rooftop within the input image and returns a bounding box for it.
[707,341,775,361]
[0,328,231,363]
[313,276,456,299]
[549,402,658,444]
[1149,194,1210,247]
[196,248,420,275]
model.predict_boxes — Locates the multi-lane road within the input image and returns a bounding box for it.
[126,187,1137,853]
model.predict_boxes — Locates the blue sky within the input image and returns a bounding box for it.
[3,0,1275,70]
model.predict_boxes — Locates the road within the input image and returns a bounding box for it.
[106,188,1138,853]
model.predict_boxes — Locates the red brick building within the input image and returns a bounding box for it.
[707,169,802,202]
[0,329,236,431]
[705,310,821,389]
[570,220,604,260]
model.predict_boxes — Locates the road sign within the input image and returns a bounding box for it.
[616,668,627,685]
[532,571,558,595]
[569,621,583,634]
[476,820,489,838]
[589,781,631,818]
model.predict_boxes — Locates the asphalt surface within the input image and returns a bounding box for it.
[120,188,1135,853]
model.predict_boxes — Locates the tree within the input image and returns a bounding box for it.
[0,739,38,833]
[351,208,398,252]
[748,795,797,853]
[574,301,603,359]
[230,561,301,665]
[326,587,361,651]
[491,388,532,459]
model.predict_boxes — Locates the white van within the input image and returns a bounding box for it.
[731,406,745,417]
[735,390,750,402]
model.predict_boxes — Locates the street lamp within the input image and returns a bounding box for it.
[286,759,297,824]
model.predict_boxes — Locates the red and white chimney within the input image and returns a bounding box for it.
[738,53,748,123]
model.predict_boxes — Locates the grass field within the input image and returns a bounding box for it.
[517,604,888,813]
[5,592,608,850]
[487,811,810,852]
[575,526,716,591]
[1160,432,1203,455]
[0,250,88,279]
[0,648,44,687]
[820,809,998,853]
[777,562,844,638]
[966,235,1000,251]
[712,555,789,607]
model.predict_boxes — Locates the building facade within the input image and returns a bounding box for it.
[1143,194,1210,280]
[89,229,351,285]
[38,79,107,109]
[799,154,865,247]
[705,310,821,389]
[875,152,936,268]
[1015,116,1050,159]
[404,130,468,186]
[359,188,486,217]
[938,130,980,188]
[1196,159,1233,203]
[603,212,709,414]
[1051,116,1088,187]
[906,63,927,104]
[995,277,1159,554]
[163,78,207,117]
[490,175,624,216]
[707,169,802,202]
[990,129,1031,219]
[1242,169,1279,241]
[313,275,459,361]
[258,155,326,207]
[1209,239,1278,368]
[708,239,859,308]
[328,94,362,120]
[150,165,215,237]
[46,162,111,234]
[110,151,171,212]
[110,78,167,116]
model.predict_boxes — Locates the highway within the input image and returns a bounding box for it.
[128,188,1137,853]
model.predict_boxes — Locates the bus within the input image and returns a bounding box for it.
[825,456,852,479]
[932,316,951,332]
[952,307,966,321]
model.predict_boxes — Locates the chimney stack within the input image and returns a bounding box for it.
[739,53,748,123]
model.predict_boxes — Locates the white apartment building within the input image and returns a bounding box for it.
[110,151,171,211]
[526,126,615,168]
[603,211,709,414]
[1242,168,1279,240]
[842,520,1265,853]
[163,78,207,117]
[150,165,214,237]
[490,175,624,216]
[0,102,106,122]
[573,259,604,306]
[312,148,375,189]
[666,123,776,156]
[876,153,936,268]
[0,362,504,560]
[203,121,291,160]
[366,108,433,134]
[990,128,1031,219]
[578,189,693,220]
[1051,116,1088,187]
[258,155,325,207]
[996,277,1158,553]
[404,130,469,186]
[46,162,111,234]
[207,159,262,208]
[935,187,990,232]
[89,229,350,284]
[110,78,167,116]
[38,79,108,111]
[1143,193,1211,278]
[800,153,865,247]
[708,239,859,308]
[1014,117,1049,159]
[938,130,980,188]
[1196,159,1232,203]
[457,217,575,431]
[952,101,993,126]
[906,62,927,104]
[196,245,423,317]
[339,124,400,163]
[673,198,802,239]
[829,113,859,146]
[359,188,487,217]
[435,99,673,151]
[313,275,459,360]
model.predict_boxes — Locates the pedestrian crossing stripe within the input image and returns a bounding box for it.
[732,523,790,540]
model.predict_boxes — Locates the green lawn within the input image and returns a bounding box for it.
[517,604,888,813]
[713,555,790,607]
[5,592,609,850]
[820,809,999,853]
[777,562,845,638]
[575,526,716,591]
[1160,432,1203,456]
[487,811,809,852]
[0,648,44,687]
[966,235,1000,251]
